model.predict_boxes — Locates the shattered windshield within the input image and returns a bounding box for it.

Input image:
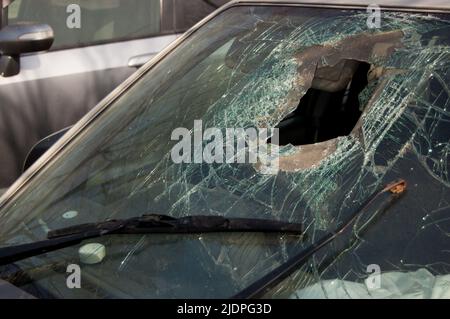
[0,5,449,299]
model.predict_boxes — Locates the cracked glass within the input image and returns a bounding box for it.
[0,5,449,299]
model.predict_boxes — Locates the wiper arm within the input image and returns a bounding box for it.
[0,214,303,266]
[232,179,407,299]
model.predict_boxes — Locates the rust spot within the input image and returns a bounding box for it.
[386,179,407,194]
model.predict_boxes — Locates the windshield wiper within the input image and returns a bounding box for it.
[0,214,303,266]
[232,179,407,299]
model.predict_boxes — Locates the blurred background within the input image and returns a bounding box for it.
[0,0,230,188]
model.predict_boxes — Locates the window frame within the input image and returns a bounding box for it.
[172,0,229,33]
[7,0,179,52]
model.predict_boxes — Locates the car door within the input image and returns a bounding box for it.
[0,0,178,188]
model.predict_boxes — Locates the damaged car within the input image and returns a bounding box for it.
[0,0,449,299]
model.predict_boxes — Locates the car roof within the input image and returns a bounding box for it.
[230,0,450,11]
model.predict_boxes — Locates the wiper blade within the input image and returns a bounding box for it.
[0,214,302,266]
[232,179,407,299]
[47,214,303,238]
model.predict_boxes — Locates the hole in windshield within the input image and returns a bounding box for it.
[272,60,371,146]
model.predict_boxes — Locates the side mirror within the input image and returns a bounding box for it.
[23,126,72,173]
[0,23,54,77]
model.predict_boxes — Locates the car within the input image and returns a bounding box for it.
[0,0,449,299]
[0,0,229,188]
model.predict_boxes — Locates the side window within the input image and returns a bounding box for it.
[8,0,161,49]
[174,0,230,32]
